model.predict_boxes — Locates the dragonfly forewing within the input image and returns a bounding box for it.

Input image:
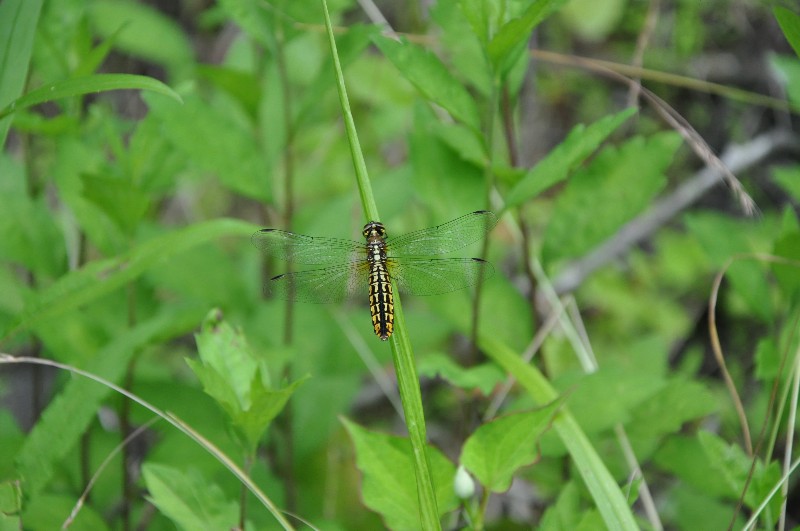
[251,229,364,265]
[386,211,496,257]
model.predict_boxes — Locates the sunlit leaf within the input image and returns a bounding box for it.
[461,400,560,492]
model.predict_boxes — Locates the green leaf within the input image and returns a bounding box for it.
[22,494,109,531]
[14,309,200,496]
[373,36,482,132]
[0,156,64,277]
[488,0,568,75]
[433,2,492,94]
[539,481,581,531]
[504,108,636,210]
[456,0,493,46]
[684,213,775,322]
[461,401,560,492]
[479,335,639,530]
[775,6,800,59]
[542,131,681,265]
[560,0,627,41]
[417,353,505,395]
[0,74,182,120]
[771,55,800,105]
[627,379,715,443]
[772,165,800,202]
[698,431,782,512]
[189,309,304,451]
[142,463,239,530]
[80,173,150,235]
[772,230,800,297]
[0,0,44,146]
[88,0,193,72]
[343,419,458,530]
[143,91,269,200]
[3,218,255,340]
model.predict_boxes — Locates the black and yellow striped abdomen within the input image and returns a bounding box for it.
[363,221,393,340]
[368,261,394,340]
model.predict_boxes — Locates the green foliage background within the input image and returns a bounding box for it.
[1,0,800,529]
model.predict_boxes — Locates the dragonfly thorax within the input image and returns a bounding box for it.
[363,221,388,264]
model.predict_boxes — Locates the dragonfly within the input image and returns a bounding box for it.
[251,210,496,340]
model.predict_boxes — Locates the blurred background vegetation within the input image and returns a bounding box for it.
[1,0,800,529]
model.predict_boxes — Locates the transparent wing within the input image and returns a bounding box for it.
[251,229,364,265]
[389,258,494,296]
[266,262,370,303]
[386,211,497,257]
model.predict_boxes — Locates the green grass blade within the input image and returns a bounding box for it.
[0,74,182,120]
[321,1,441,528]
[0,0,44,146]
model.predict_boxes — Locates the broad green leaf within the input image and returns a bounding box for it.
[14,309,200,496]
[653,435,734,499]
[504,108,636,210]
[197,65,260,118]
[374,36,482,132]
[80,173,150,235]
[684,213,775,322]
[0,0,44,146]
[556,359,664,436]
[418,353,505,395]
[3,218,255,340]
[0,74,181,120]
[88,0,193,73]
[432,122,487,167]
[142,463,239,530]
[698,431,782,513]
[0,156,64,278]
[775,6,800,59]
[22,494,108,531]
[666,485,745,531]
[488,0,568,76]
[143,91,270,200]
[343,419,458,530]
[542,131,681,265]
[626,379,716,455]
[456,0,493,46]
[409,104,486,218]
[461,401,560,492]
[189,309,305,451]
[434,2,493,94]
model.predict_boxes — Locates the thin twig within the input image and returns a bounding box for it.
[626,0,661,108]
[63,419,159,529]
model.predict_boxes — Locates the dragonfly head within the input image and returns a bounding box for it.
[362,221,386,240]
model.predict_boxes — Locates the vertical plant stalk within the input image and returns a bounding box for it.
[321,1,440,528]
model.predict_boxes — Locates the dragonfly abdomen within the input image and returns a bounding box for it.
[368,261,394,340]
